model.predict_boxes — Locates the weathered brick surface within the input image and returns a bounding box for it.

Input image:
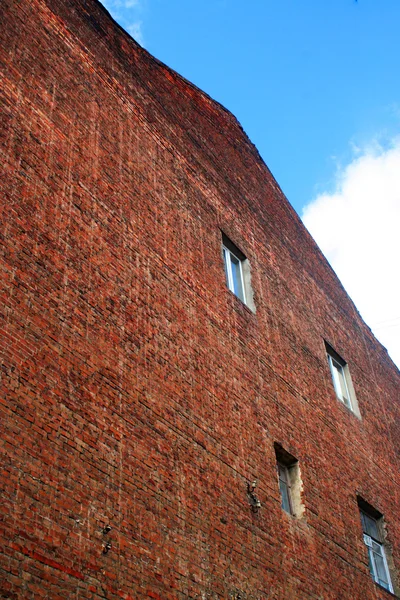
[0,0,399,598]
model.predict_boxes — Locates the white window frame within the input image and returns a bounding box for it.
[325,343,359,415]
[361,511,394,593]
[327,353,352,409]
[223,245,246,304]
[363,535,394,593]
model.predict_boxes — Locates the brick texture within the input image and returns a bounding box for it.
[0,0,399,598]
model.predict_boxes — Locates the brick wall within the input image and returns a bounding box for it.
[1,0,399,598]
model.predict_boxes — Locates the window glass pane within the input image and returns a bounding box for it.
[223,247,246,302]
[326,345,356,413]
[278,464,287,481]
[230,254,245,301]
[336,362,350,404]
[367,547,376,581]
[331,361,344,400]
[278,463,292,514]
[279,478,291,514]
[330,357,352,407]
[362,513,380,541]
[372,549,390,589]
[223,248,231,290]
[371,541,383,555]
[361,512,367,532]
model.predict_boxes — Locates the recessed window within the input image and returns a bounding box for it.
[325,342,358,414]
[358,499,394,593]
[274,444,304,518]
[221,233,255,311]
[223,245,246,303]
[278,462,293,514]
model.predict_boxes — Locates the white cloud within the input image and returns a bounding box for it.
[99,0,145,46]
[302,139,400,369]
[127,21,144,46]
[101,0,139,8]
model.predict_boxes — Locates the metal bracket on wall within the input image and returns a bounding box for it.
[247,480,261,512]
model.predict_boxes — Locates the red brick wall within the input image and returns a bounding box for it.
[1,0,399,598]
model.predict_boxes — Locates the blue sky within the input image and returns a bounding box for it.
[100,0,400,211]
[99,0,400,368]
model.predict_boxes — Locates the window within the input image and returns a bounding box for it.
[221,233,255,311]
[222,236,246,303]
[358,500,394,593]
[274,444,304,518]
[325,342,358,413]
[223,244,246,303]
[278,462,293,514]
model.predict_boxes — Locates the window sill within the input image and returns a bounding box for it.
[374,583,398,598]
[335,395,362,420]
[227,289,256,316]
